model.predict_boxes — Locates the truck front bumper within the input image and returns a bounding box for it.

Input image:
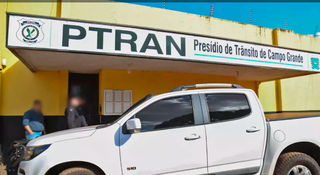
[18,161,36,175]
[18,157,49,175]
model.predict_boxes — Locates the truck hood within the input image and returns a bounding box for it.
[27,126,97,146]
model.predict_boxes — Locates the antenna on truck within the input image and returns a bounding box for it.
[171,83,243,92]
[210,3,214,17]
[285,18,287,30]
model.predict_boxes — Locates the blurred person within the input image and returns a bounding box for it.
[23,100,46,140]
[65,96,88,129]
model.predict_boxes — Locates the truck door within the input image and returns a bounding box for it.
[119,94,207,175]
[200,91,266,174]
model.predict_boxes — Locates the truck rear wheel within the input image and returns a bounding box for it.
[59,167,101,175]
[274,152,320,175]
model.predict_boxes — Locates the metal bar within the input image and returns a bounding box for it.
[195,83,233,88]
[171,83,243,92]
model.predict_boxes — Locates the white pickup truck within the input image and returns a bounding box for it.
[14,84,320,175]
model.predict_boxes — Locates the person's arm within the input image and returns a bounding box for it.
[67,108,75,129]
[42,126,46,135]
[41,113,46,134]
[24,125,34,135]
[81,116,88,127]
[23,112,33,134]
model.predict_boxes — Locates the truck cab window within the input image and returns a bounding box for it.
[205,94,251,123]
[135,95,194,132]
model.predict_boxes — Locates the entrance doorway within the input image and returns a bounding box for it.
[68,73,100,125]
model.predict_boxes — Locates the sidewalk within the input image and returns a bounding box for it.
[0,166,6,175]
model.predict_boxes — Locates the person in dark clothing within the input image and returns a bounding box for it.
[65,97,88,129]
[23,100,46,140]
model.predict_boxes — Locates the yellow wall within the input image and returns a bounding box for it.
[0,2,68,116]
[60,2,273,45]
[258,81,277,112]
[0,62,68,116]
[259,29,320,111]
[59,2,320,112]
[1,2,320,115]
[281,75,320,110]
[58,2,277,113]
[277,30,320,111]
[1,62,59,115]
[99,69,257,115]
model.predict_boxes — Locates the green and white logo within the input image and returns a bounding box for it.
[16,19,44,45]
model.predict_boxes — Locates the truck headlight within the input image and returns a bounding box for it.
[24,144,50,161]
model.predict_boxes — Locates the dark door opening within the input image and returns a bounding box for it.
[68,73,99,125]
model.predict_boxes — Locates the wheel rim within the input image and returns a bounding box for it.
[288,165,312,175]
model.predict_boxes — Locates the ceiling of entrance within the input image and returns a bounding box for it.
[12,49,316,82]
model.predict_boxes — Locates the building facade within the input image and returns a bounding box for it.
[1,1,320,162]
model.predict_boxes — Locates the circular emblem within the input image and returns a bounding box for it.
[22,25,39,41]
[16,19,45,45]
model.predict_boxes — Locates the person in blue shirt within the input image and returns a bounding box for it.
[23,100,46,140]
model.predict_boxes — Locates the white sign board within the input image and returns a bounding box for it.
[6,14,320,72]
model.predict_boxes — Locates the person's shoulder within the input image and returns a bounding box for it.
[67,106,76,112]
[24,109,33,115]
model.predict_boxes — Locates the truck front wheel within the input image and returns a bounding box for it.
[274,152,320,175]
[59,167,101,175]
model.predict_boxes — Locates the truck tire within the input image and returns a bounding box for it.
[59,167,100,175]
[274,152,320,175]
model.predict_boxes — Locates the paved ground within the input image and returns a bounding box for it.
[0,166,6,175]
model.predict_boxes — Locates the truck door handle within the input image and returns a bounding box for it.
[185,134,201,141]
[246,127,260,133]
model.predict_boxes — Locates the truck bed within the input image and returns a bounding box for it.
[265,111,320,121]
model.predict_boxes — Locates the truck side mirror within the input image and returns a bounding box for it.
[126,118,142,133]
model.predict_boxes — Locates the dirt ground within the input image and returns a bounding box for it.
[0,166,6,175]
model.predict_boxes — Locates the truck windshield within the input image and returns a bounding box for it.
[121,94,153,117]
[96,94,153,128]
